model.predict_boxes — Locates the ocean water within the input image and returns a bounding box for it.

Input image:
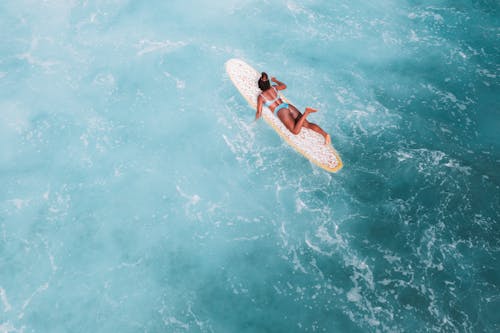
[0,0,499,332]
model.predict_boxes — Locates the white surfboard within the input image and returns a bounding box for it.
[225,58,343,172]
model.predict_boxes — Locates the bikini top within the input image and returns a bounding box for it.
[262,86,281,107]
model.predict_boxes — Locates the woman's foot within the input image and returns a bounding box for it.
[305,107,317,114]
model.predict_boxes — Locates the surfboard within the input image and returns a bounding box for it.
[225,58,343,173]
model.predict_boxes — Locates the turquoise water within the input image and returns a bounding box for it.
[1,0,499,332]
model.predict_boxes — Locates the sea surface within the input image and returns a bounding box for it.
[0,1,499,332]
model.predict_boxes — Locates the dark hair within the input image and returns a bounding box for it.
[258,72,271,91]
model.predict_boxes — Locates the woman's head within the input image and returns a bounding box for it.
[258,72,271,91]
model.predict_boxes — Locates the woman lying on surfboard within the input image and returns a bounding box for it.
[256,72,331,145]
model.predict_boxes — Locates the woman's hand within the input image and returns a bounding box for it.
[256,95,263,120]
[255,110,262,120]
[271,77,286,90]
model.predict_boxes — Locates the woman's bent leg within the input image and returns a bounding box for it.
[278,107,316,135]
[303,122,331,144]
[288,105,330,144]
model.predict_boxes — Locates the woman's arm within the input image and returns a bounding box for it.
[271,77,287,90]
[256,95,263,119]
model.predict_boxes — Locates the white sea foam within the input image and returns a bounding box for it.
[79,116,114,153]
[16,37,59,71]
[18,283,49,319]
[382,31,401,45]
[163,72,186,89]
[108,259,143,272]
[163,317,189,330]
[231,235,262,241]
[286,1,315,20]
[383,254,401,264]
[347,287,361,302]
[346,110,369,135]
[304,236,333,256]
[0,322,23,333]
[0,288,12,312]
[9,199,30,210]
[17,52,59,70]
[93,73,115,86]
[47,187,71,222]
[476,68,497,79]
[409,30,419,42]
[136,39,187,56]
[443,159,471,175]
[408,11,444,23]
[395,150,413,162]
[439,126,452,134]
[315,225,335,245]
[176,186,200,205]
[422,83,469,111]
[279,222,289,247]
[309,258,324,280]
[295,198,307,213]
[291,249,307,273]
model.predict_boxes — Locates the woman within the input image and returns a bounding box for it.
[256,72,330,145]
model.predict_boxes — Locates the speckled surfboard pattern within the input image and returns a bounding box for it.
[225,58,343,172]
